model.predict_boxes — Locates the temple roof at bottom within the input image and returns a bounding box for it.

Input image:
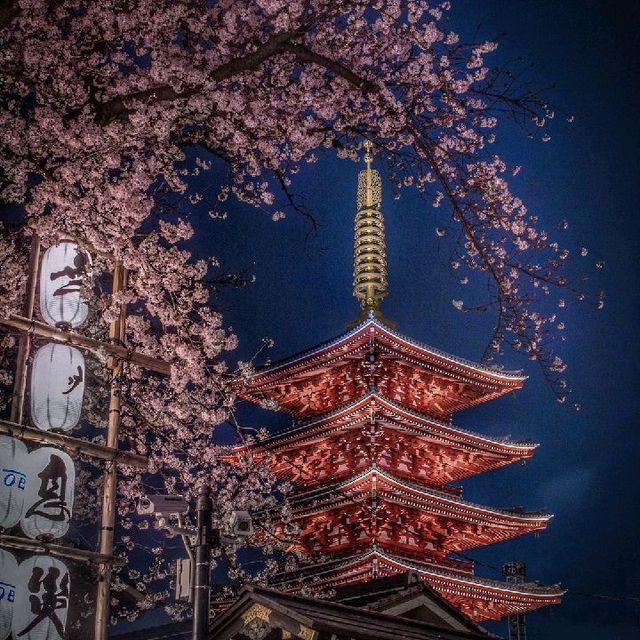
[237,318,526,420]
[210,581,495,640]
[273,546,565,622]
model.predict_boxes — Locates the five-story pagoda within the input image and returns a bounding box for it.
[234,143,564,622]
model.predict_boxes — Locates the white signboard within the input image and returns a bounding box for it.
[0,436,28,529]
[39,242,90,329]
[13,556,70,640]
[30,344,85,432]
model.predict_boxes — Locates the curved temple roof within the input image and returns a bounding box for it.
[291,466,551,524]
[223,392,537,488]
[238,317,526,419]
[231,392,536,455]
[284,471,550,555]
[274,546,565,622]
[252,316,525,382]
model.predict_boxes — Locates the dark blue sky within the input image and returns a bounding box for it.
[189,2,640,638]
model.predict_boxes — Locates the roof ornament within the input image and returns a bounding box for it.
[352,140,394,327]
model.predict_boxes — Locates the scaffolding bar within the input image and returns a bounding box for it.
[0,534,125,565]
[10,235,40,424]
[0,418,148,469]
[0,314,171,375]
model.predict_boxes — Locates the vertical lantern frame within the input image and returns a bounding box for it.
[10,235,40,425]
[94,262,127,640]
[0,235,176,640]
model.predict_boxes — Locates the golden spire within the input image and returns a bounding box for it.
[352,140,390,324]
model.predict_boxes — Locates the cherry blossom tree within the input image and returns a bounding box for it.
[0,0,599,624]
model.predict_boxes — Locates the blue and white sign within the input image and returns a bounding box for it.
[0,550,17,640]
[0,437,28,530]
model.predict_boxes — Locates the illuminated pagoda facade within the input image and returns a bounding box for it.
[236,142,564,622]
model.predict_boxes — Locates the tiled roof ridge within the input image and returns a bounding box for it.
[275,546,565,597]
[253,391,537,449]
[290,465,551,521]
[251,318,525,381]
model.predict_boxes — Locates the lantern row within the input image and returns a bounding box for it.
[0,548,70,640]
[33,241,91,433]
[2,239,148,640]
[1,242,85,544]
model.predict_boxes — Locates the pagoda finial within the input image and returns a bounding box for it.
[352,140,390,325]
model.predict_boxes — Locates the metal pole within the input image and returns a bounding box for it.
[193,486,212,640]
[10,234,40,424]
[503,562,528,640]
[95,263,128,640]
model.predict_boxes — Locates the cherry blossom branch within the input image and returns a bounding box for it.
[284,42,376,93]
[96,30,302,124]
[0,0,19,31]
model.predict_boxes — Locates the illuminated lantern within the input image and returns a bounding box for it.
[30,344,85,432]
[0,436,28,529]
[13,555,70,640]
[39,241,90,328]
[21,447,74,540]
[0,549,17,640]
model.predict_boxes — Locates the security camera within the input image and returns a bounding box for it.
[228,510,254,538]
[137,495,189,517]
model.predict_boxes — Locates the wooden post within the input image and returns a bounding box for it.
[95,263,128,640]
[9,234,40,424]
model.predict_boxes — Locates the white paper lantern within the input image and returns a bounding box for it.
[21,447,74,540]
[0,549,18,640]
[39,242,90,328]
[0,436,28,529]
[13,555,70,640]
[30,344,85,432]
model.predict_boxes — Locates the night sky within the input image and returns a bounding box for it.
[181,2,639,638]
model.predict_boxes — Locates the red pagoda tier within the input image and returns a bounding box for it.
[231,142,564,622]
[239,391,537,488]
[241,317,526,421]
[284,464,551,558]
